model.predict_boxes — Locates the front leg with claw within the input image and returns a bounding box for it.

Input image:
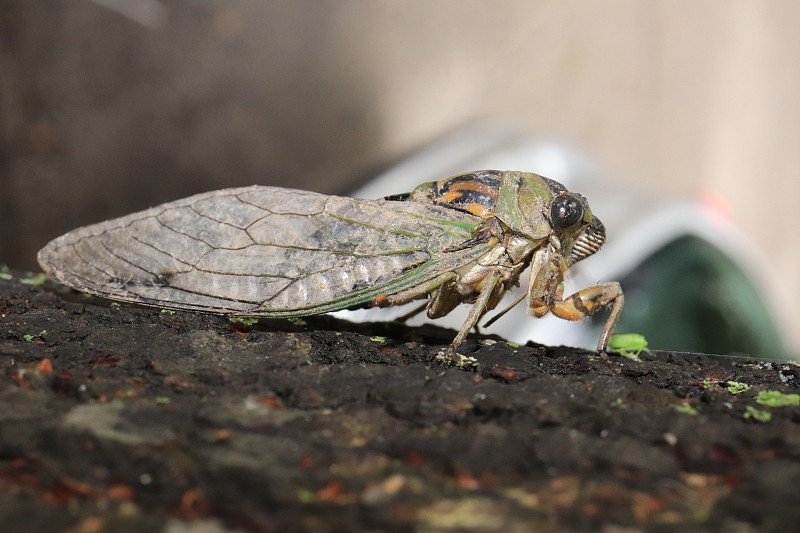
[528,248,624,353]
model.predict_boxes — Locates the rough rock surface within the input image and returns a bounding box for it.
[1,270,799,532]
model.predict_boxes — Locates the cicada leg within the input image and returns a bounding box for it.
[447,271,505,357]
[528,248,624,353]
[549,282,624,353]
[377,271,475,323]
[374,269,511,362]
[373,272,458,309]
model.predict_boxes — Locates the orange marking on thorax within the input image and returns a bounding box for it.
[465,203,492,218]
[449,180,499,198]
[442,190,463,202]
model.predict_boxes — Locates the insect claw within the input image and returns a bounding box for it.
[595,349,610,363]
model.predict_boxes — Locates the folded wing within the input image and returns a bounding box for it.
[38,186,483,315]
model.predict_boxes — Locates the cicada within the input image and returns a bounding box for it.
[38,170,623,356]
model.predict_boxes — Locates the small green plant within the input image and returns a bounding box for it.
[228,317,259,326]
[22,330,47,343]
[369,336,386,344]
[607,333,649,361]
[675,403,699,416]
[297,488,315,503]
[743,405,772,423]
[20,273,48,285]
[610,398,626,409]
[726,381,751,395]
[756,390,800,407]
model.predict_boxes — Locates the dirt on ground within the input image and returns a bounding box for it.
[1,270,799,532]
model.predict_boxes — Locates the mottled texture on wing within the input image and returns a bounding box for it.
[38,186,482,315]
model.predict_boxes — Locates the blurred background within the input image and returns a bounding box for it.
[1,1,798,355]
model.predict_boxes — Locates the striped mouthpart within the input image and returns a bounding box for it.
[569,217,606,264]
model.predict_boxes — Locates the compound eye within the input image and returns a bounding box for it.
[550,193,584,229]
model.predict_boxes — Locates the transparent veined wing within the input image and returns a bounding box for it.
[38,186,486,316]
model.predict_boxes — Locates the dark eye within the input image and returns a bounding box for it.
[550,194,584,229]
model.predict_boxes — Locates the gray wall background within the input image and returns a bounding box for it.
[2,1,798,349]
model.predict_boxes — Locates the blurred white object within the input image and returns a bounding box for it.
[335,126,789,357]
[90,0,167,28]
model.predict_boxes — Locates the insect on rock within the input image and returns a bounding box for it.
[38,170,623,360]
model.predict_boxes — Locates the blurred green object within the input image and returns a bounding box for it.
[608,236,787,358]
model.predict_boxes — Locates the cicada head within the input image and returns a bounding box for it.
[547,190,606,265]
